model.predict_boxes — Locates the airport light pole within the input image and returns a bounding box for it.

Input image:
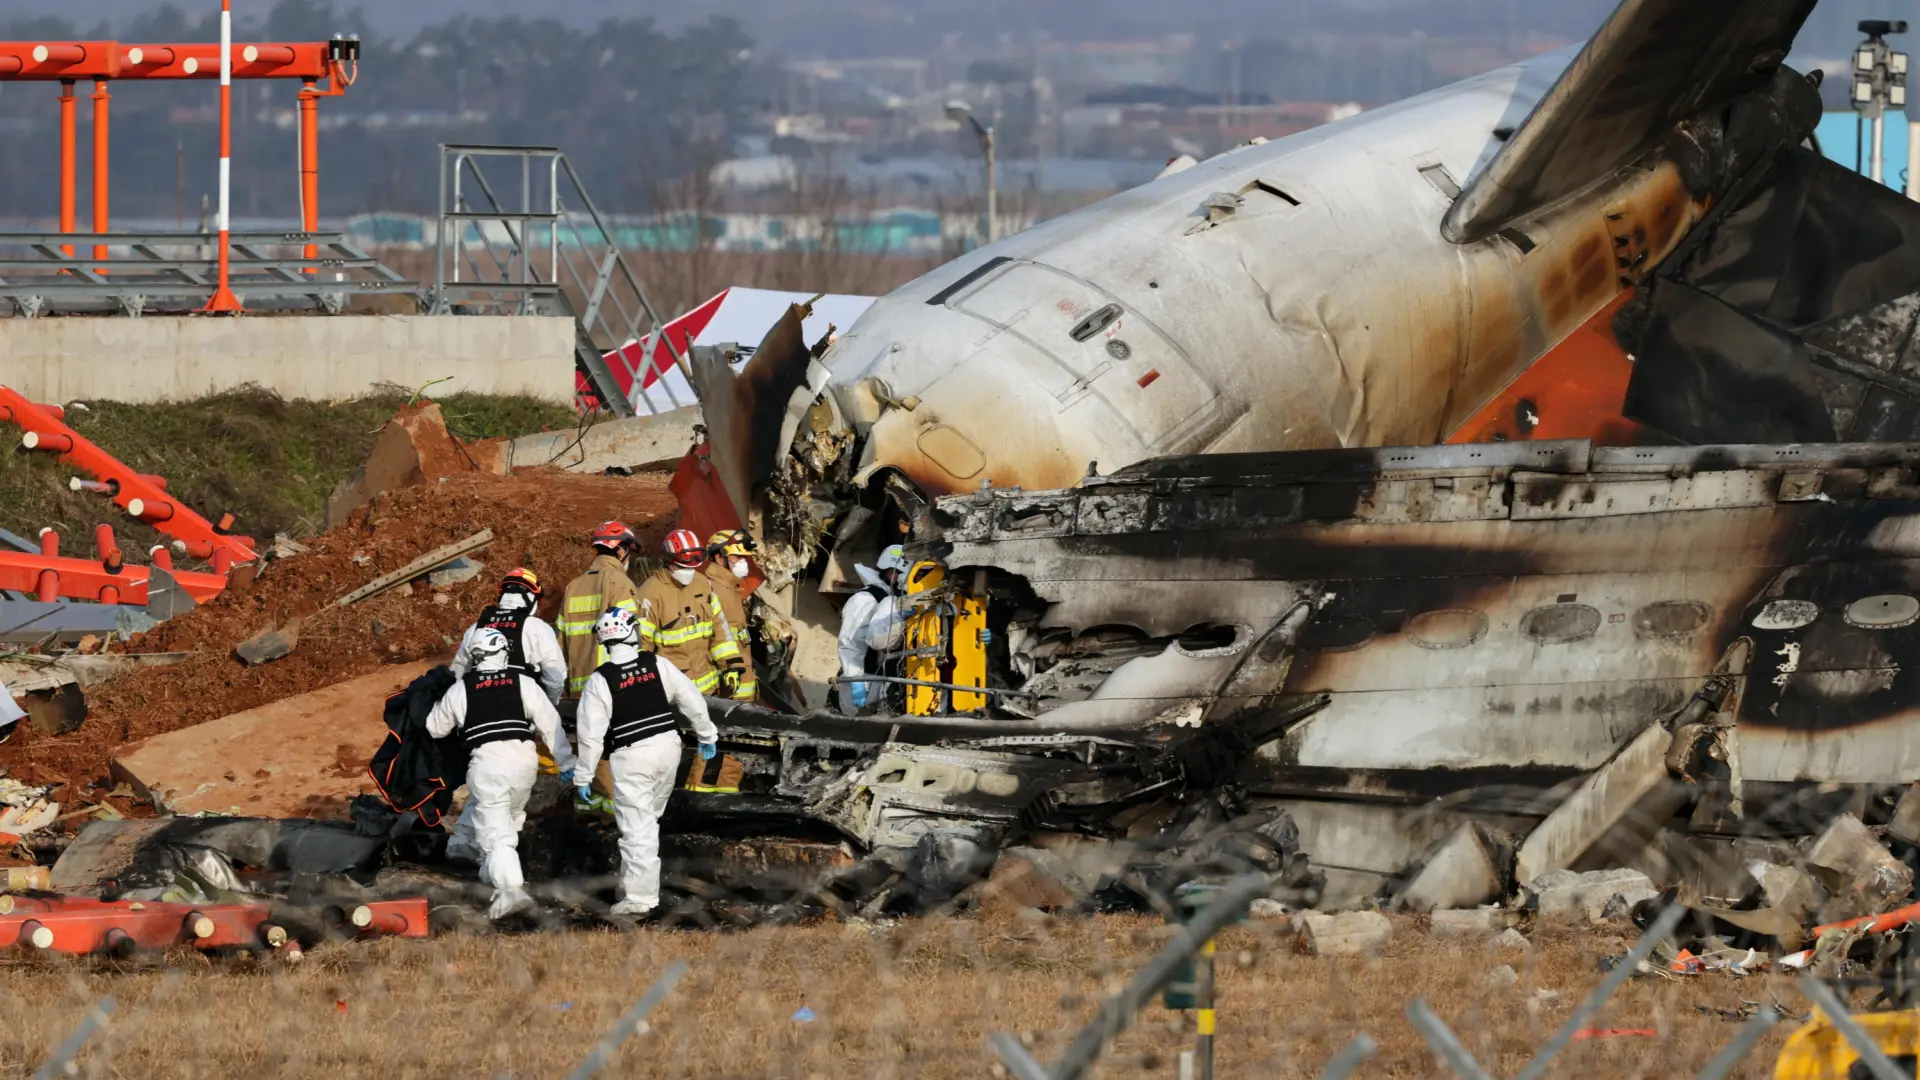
[204,0,242,313]
[1852,19,1909,188]
[947,100,997,244]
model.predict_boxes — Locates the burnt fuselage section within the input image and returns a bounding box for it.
[933,439,1920,798]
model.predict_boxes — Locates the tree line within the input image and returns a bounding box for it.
[0,1,756,222]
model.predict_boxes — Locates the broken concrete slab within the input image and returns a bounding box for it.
[1396,824,1504,912]
[111,660,434,819]
[1749,860,1827,925]
[1514,723,1684,886]
[1487,964,1518,987]
[1430,908,1519,937]
[505,405,699,475]
[324,403,507,528]
[1805,813,1914,924]
[1493,928,1531,952]
[1525,868,1658,920]
[1297,910,1393,957]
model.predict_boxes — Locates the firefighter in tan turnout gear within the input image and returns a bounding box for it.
[572,608,718,917]
[635,529,745,696]
[559,521,645,699]
[704,529,758,702]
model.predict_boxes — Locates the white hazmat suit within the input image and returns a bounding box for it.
[426,661,576,919]
[573,642,717,915]
[836,563,904,712]
[447,592,568,703]
[443,594,569,865]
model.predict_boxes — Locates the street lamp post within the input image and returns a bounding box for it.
[947,100,997,244]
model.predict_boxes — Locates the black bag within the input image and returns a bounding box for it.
[366,665,466,828]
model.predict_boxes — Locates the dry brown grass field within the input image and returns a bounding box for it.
[0,912,1828,1079]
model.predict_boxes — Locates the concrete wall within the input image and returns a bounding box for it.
[1,315,576,403]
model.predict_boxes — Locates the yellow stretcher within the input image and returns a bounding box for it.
[1775,1008,1920,1078]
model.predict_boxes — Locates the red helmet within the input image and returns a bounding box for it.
[590,520,636,553]
[663,529,706,569]
[500,567,542,597]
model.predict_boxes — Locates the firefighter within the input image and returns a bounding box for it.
[573,608,718,917]
[425,629,577,920]
[634,529,746,696]
[704,529,758,702]
[836,544,908,713]
[449,568,566,704]
[559,521,645,699]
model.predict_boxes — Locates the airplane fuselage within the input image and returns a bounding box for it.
[818,47,1706,498]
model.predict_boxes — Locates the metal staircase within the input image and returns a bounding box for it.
[429,144,671,417]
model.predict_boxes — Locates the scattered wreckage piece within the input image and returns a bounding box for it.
[670,695,1330,916]
[0,650,190,737]
[233,529,493,664]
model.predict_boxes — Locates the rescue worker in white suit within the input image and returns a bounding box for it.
[572,608,718,917]
[836,544,908,713]
[426,628,578,920]
[444,568,568,867]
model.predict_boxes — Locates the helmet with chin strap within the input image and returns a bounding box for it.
[664,529,706,569]
[468,628,512,669]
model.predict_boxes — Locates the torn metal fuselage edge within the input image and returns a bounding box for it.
[926,438,1920,798]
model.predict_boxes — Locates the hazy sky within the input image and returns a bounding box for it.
[28,0,1913,63]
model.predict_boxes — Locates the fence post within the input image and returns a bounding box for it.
[32,997,116,1080]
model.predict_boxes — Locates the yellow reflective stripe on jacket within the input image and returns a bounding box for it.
[567,673,591,692]
[689,668,721,693]
[709,637,742,663]
[654,622,714,647]
[730,677,757,701]
[566,594,603,613]
[612,598,638,613]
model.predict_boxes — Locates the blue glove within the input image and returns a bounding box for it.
[558,769,574,787]
[848,681,869,709]
[575,784,594,804]
[978,628,994,646]
[698,741,718,761]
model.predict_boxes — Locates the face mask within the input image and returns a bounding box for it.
[670,567,697,586]
[730,558,750,579]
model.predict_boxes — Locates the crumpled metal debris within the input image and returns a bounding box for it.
[0,778,57,837]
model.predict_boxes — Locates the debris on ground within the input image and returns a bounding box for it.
[1525,868,1659,921]
[1429,907,1519,937]
[1296,911,1393,957]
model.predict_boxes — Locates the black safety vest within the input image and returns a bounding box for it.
[461,670,535,749]
[473,603,531,675]
[595,653,677,754]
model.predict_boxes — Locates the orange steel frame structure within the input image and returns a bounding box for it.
[0,35,359,289]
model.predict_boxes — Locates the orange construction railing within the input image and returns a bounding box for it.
[1,386,257,573]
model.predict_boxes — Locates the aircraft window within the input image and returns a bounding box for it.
[1846,594,1920,629]
[873,768,908,785]
[1175,623,1245,655]
[1752,599,1819,630]
[1070,303,1124,342]
[1407,609,1488,649]
[1633,601,1712,639]
[1522,603,1601,644]
[926,255,1012,306]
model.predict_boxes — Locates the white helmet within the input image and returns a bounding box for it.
[876,544,909,573]
[468,628,512,669]
[595,608,639,646]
